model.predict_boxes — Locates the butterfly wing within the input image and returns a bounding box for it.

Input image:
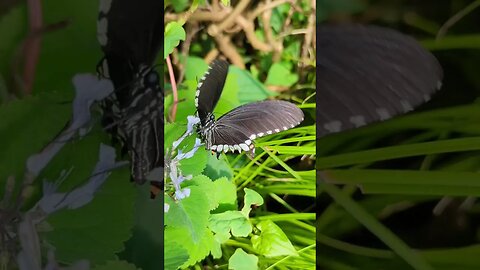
[195,59,229,125]
[317,24,443,137]
[97,0,163,184]
[209,100,304,153]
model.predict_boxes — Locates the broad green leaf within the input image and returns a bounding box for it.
[93,260,139,270]
[186,175,217,210]
[34,0,99,97]
[164,185,210,242]
[184,56,209,82]
[241,188,264,217]
[0,96,69,185]
[204,155,234,183]
[212,177,237,212]
[169,0,189,12]
[251,220,298,257]
[230,66,275,104]
[211,231,231,258]
[164,22,186,58]
[119,185,163,270]
[265,62,298,87]
[209,210,252,237]
[164,226,190,270]
[317,0,366,21]
[228,249,258,270]
[179,147,209,177]
[45,166,135,264]
[0,4,26,77]
[180,228,214,268]
[165,225,214,268]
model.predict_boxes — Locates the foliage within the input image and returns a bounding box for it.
[317,1,480,270]
[164,0,315,269]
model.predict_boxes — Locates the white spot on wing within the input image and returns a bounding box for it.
[245,140,252,145]
[257,132,264,137]
[350,115,366,127]
[274,128,280,133]
[97,18,108,46]
[376,108,391,120]
[217,145,223,152]
[211,145,217,151]
[240,143,249,151]
[223,145,229,153]
[249,134,256,140]
[400,100,413,112]
[324,120,342,132]
[99,0,112,13]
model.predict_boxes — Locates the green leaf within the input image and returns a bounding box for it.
[212,177,237,212]
[241,188,264,217]
[220,0,230,6]
[164,185,210,243]
[44,166,136,264]
[169,0,189,12]
[164,22,186,58]
[164,226,190,270]
[211,231,231,258]
[35,0,100,97]
[164,122,188,153]
[180,228,214,268]
[209,210,252,237]
[179,147,208,177]
[184,56,209,81]
[204,154,234,182]
[251,220,298,257]
[318,0,366,22]
[119,185,163,270]
[0,96,69,186]
[0,4,26,77]
[230,66,275,104]
[186,175,218,211]
[93,260,139,270]
[265,63,298,87]
[165,225,214,268]
[228,249,258,270]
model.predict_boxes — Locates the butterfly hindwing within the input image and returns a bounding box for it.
[317,24,443,137]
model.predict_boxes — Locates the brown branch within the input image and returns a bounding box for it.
[22,0,43,95]
[235,15,272,52]
[215,0,251,34]
[214,33,245,68]
[248,0,294,20]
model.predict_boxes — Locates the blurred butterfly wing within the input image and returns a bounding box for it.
[210,100,304,151]
[97,0,163,184]
[317,24,443,137]
[98,0,162,100]
[195,59,229,125]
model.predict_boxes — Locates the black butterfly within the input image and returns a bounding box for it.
[195,59,304,156]
[317,24,443,137]
[96,0,163,184]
